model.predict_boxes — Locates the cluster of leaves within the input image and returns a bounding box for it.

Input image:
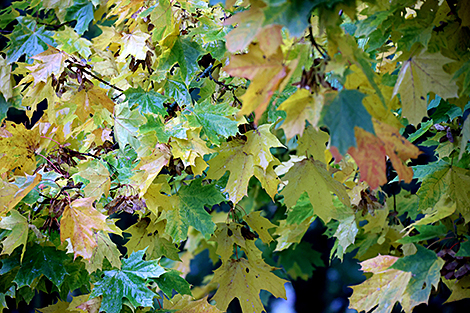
[0,0,469,312]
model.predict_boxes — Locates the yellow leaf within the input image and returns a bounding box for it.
[130,144,171,196]
[37,299,70,313]
[211,255,287,313]
[0,210,29,261]
[349,255,412,313]
[170,128,215,176]
[85,231,121,273]
[27,46,69,85]
[257,24,283,57]
[393,51,458,125]
[280,158,349,223]
[61,197,112,260]
[443,276,470,303]
[68,86,115,122]
[0,55,13,100]
[273,218,310,251]
[277,89,325,140]
[73,159,111,200]
[0,173,42,216]
[117,29,150,62]
[164,295,222,313]
[296,125,329,162]
[206,125,282,203]
[211,222,246,262]
[224,7,264,52]
[224,43,288,123]
[244,211,276,244]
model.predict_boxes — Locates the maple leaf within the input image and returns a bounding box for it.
[89,249,165,313]
[130,144,171,196]
[152,269,192,298]
[124,86,168,116]
[206,124,283,203]
[393,51,458,125]
[296,125,330,162]
[113,101,146,150]
[0,173,42,216]
[124,216,181,261]
[72,159,111,200]
[61,197,112,260]
[185,99,239,145]
[117,29,152,61]
[274,218,310,251]
[160,178,225,242]
[390,246,445,312]
[9,243,69,289]
[164,295,222,313]
[211,253,287,313]
[69,86,115,122]
[170,127,215,175]
[277,89,325,140]
[54,26,92,58]
[223,43,288,123]
[4,16,54,64]
[37,299,70,313]
[64,0,94,35]
[0,210,29,261]
[322,89,375,155]
[0,56,13,100]
[244,211,276,244]
[348,128,388,189]
[211,222,247,261]
[85,232,122,273]
[349,255,412,313]
[0,122,41,175]
[349,119,422,189]
[224,6,264,53]
[27,46,68,85]
[158,37,205,83]
[280,158,349,223]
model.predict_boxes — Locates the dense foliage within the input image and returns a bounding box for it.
[0,0,469,312]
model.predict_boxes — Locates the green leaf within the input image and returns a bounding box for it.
[0,210,29,261]
[263,0,321,38]
[152,270,192,298]
[4,16,54,64]
[159,37,204,84]
[390,246,445,311]
[59,258,90,300]
[140,114,187,143]
[185,99,239,145]
[322,89,374,155]
[285,192,314,225]
[124,87,168,117]
[13,244,69,289]
[417,163,450,210]
[397,223,447,244]
[456,236,470,257]
[163,178,225,241]
[280,158,350,223]
[65,0,94,35]
[89,249,165,313]
[114,102,146,150]
[164,73,192,105]
[278,241,324,280]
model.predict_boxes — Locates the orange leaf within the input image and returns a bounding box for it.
[348,127,387,190]
[223,43,287,123]
[374,119,422,183]
[61,197,111,260]
[349,120,422,189]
